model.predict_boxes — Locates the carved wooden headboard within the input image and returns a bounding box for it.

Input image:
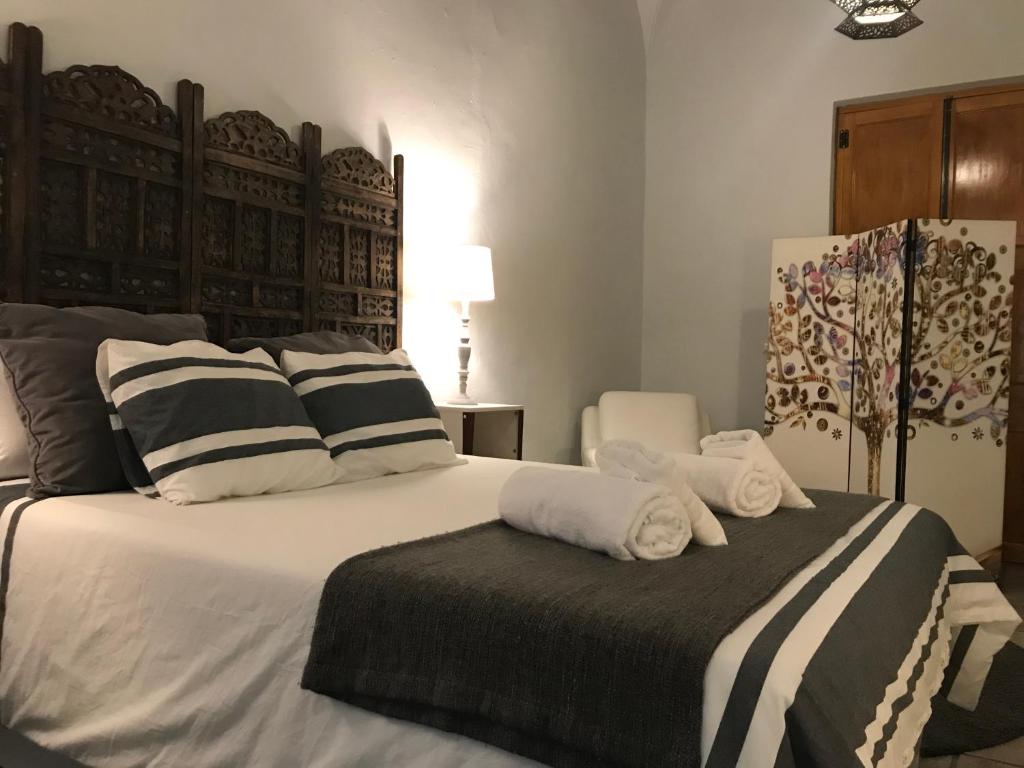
[0,22,402,350]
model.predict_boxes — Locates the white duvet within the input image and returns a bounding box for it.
[0,457,545,768]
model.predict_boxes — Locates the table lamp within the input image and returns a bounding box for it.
[446,245,494,404]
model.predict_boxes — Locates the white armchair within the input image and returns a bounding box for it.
[581,391,711,467]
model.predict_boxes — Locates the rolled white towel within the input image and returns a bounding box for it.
[673,454,782,518]
[699,429,814,509]
[498,466,691,561]
[594,440,727,547]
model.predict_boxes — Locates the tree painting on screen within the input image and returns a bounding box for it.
[764,220,1013,495]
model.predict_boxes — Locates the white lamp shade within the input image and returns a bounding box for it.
[446,245,495,302]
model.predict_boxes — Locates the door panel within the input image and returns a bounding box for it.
[834,98,943,235]
[950,91,1024,232]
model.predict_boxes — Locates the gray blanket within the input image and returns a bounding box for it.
[302,489,881,768]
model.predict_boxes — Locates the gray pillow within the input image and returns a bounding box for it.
[226,330,380,363]
[0,305,208,497]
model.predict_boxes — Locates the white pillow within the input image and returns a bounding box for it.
[99,339,338,505]
[0,367,30,480]
[280,348,464,483]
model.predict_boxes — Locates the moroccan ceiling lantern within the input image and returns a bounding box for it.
[831,0,924,39]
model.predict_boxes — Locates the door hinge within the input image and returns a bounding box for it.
[837,129,850,150]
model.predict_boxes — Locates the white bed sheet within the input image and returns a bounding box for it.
[0,457,549,768]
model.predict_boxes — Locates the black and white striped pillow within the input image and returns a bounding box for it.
[98,339,338,505]
[280,349,463,483]
[96,352,160,497]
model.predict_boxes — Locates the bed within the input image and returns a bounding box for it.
[0,462,1018,768]
[0,19,1020,768]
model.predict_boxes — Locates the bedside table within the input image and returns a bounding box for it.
[436,403,524,460]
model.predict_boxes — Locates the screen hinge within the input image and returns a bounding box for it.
[837,129,850,150]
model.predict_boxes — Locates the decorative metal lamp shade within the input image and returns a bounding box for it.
[831,0,923,39]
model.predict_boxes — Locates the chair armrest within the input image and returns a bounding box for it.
[581,405,601,466]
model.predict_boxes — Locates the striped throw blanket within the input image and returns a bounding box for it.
[304,491,1020,768]
[702,500,1019,768]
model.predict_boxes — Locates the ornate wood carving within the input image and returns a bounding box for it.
[230,313,302,340]
[201,276,250,306]
[204,111,301,170]
[1,22,403,349]
[318,222,342,282]
[42,121,178,177]
[205,163,302,207]
[39,161,83,248]
[120,263,178,299]
[319,289,355,315]
[321,187,395,227]
[42,65,177,136]
[201,196,233,269]
[341,323,378,344]
[362,294,395,318]
[273,214,303,277]
[241,205,270,273]
[348,227,370,287]
[322,147,395,196]
[197,107,310,340]
[374,234,397,289]
[315,144,401,347]
[40,253,109,292]
[143,184,179,259]
[95,170,133,252]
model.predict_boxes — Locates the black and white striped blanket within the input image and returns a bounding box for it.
[701,499,1019,768]
[305,493,1020,768]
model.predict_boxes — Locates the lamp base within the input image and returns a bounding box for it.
[451,312,476,406]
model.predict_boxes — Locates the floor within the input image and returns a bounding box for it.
[920,563,1024,768]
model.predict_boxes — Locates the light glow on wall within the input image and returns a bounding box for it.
[398,143,483,402]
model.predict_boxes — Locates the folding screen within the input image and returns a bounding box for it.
[765,219,1016,555]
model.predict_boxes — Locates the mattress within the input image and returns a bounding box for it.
[0,459,1016,768]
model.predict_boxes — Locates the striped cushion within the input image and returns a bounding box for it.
[98,339,338,505]
[280,349,463,483]
[96,346,160,497]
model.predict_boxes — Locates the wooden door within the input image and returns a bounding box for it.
[948,89,1024,562]
[833,98,944,235]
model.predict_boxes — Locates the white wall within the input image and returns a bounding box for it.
[642,0,1024,433]
[635,0,665,51]
[4,0,646,464]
